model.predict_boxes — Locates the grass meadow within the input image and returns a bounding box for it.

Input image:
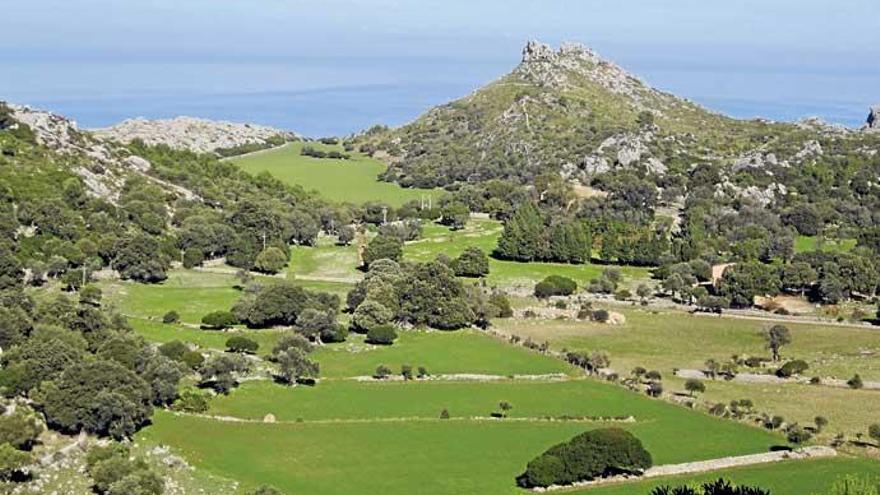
[231,142,439,206]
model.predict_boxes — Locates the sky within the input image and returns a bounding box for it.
[2,0,879,136]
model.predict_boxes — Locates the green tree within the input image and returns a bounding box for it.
[451,247,490,277]
[439,201,470,230]
[495,202,544,262]
[0,443,32,480]
[201,311,238,330]
[226,336,259,354]
[764,325,791,361]
[254,247,288,274]
[684,379,706,397]
[362,234,403,268]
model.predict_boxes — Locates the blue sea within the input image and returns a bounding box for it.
[2,56,875,137]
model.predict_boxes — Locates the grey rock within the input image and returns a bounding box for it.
[94,116,297,154]
[868,105,880,129]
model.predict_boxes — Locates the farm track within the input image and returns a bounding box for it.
[540,446,837,492]
[166,410,639,426]
[675,369,880,391]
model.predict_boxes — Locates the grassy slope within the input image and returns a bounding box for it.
[144,378,785,495]
[495,307,880,441]
[231,142,438,206]
[795,235,857,254]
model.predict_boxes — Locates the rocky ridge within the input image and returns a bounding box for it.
[7,103,199,203]
[94,116,297,154]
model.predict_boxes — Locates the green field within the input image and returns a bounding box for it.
[578,457,880,495]
[795,235,857,254]
[231,142,439,206]
[495,308,880,441]
[314,330,573,378]
[143,372,786,495]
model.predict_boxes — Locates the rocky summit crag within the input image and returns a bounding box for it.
[355,41,880,209]
[94,116,297,154]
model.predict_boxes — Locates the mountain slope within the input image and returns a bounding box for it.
[357,41,877,192]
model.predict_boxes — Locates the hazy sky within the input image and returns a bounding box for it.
[2,1,878,134]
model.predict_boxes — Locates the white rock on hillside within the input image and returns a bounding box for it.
[94,116,297,154]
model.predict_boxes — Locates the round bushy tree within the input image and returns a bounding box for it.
[362,235,403,268]
[452,247,490,277]
[201,311,238,330]
[518,428,652,488]
[254,247,288,274]
[226,336,259,354]
[366,325,398,345]
[351,299,393,333]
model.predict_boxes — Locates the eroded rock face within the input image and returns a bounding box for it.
[6,104,199,203]
[94,116,297,154]
[867,105,880,129]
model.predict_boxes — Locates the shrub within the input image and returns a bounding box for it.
[439,408,450,419]
[181,350,205,370]
[362,235,403,267]
[614,289,632,301]
[417,366,429,378]
[173,388,210,413]
[201,311,237,330]
[366,325,398,345]
[651,479,771,495]
[534,275,577,298]
[786,425,812,444]
[517,428,652,488]
[848,373,864,389]
[162,311,180,324]
[373,365,392,379]
[776,359,809,378]
[401,364,413,380]
[158,340,187,361]
[591,309,610,323]
[488,292,514,318]
[226,336,259,354]
[869,423,880,445]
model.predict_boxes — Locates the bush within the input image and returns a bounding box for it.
[373,365,392,379]
[651,479,771,495]
[182,248,205,269]
[776,359,809,378]
[534,275,577,298]
[201,311,238,330]
[362,235,403,267]
[351,300,393,333]
[591,309,610,322]
[366,325,398,345]
[173,388,210,413]
[847,373,864,389]
[517,428,652,487]
[162,311,180,324]
[158,340,187,361]
[226,336,259,354]
[488,292,514,318]
[181,350,205,369]
[452,247,489,277]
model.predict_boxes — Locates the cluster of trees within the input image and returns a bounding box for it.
[347,257,511,333]
[231,282,343,341]
[495,203,591,264]
[85,443,163,495]
[517,428,652,488]
[269,333,319,384]
[0,288,183,440]
[300,145,350,160]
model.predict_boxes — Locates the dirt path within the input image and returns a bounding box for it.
[675,369,880,391]
[538,446,837,492]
